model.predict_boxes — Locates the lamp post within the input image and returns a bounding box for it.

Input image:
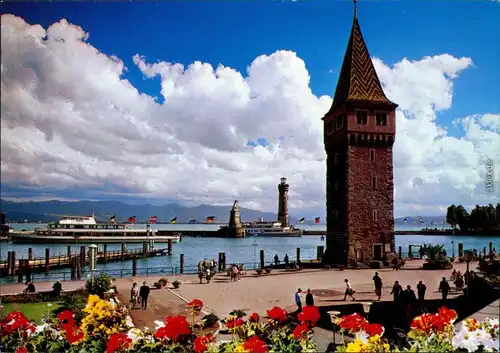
[88,244,98,292]
[252,238,257,269]
[361,302,373,320]
[465,250,473,298]
[452,226,456,258]
[327,310,341,346]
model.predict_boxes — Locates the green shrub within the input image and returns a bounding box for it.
[85,273,112,297]
[172,280,181,288]
[229,309,246,318]
[158,277,169,286]
[201,313,219,328]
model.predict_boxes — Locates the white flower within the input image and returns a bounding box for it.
[35,323,50,333]
[451,325,480,352]
[154,320,165,329]
[127,328,143,343]
[47,303,53,307]
[354,331,369,344]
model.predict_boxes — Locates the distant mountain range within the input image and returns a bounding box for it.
[0,199,292,224]
[0,199,446,226]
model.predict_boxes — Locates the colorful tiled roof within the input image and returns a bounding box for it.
[332,15,396,107]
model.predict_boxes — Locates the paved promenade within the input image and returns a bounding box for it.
[0,260,480,350]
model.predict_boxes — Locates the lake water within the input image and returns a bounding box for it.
[1,223,498,284]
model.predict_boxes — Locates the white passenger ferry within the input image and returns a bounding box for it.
[244,218,302,237]
[9,215,180,244]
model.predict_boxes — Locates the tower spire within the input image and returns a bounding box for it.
[329,1,397,109]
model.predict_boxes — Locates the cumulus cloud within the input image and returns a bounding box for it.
[1,14,498,217]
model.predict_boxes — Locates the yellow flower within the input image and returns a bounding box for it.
[233,345,248,353]
[346,341,365,352]
[383,343,390,351]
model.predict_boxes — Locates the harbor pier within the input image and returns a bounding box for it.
[0,240,174,279]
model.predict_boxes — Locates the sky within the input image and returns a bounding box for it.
[0,0,499,218]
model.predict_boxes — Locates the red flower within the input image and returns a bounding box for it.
[293,322,310,339]
[337,313,368,332]
[57,310,75,327]
[364,323,384,336]
[249,312,260,323]
[106,333,132,353]
[227,318,245,328]
[155,315,191,341]
[438,306,457,323]
[15,347,28,353]
[410,313,447,334]
[266,306,288,323]
[193,334,215,353]
[298,306,321,327]
[187,299,204,313]
[64,326,84,344]
[0,312,35,336]
[243,335,268,353]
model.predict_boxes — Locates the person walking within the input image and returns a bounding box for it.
[390,281,403,302]
[342,279,356,301]
[130,283,139,309]
[416,281,426,301]
[439,277,450,300]
[373,272,383,301]
[295,288,303,313]
[139,281,150,310]
[305,289,314,306]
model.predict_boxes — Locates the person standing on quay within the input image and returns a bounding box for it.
[373,272,383,301]
[140,281,150,310]
[439,277,450,300]
[390,281,403,302]
[416,281,426,301]
[295,288,303,313]
[305,289,314,306]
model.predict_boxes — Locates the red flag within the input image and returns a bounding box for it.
[149,216,158,224]
[206,216,215,223]
[315,217,320,224]
[128,216,136,223]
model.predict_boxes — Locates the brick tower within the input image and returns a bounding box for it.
[277,177,289,227]
[322,1,398,266]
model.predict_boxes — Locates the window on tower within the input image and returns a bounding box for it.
[370,149,375,161]
[327,120,334,134]
[372,210,378,222]
[356,111,368,125]
[336,115,344,129]
[372,176,377,189]
[376,113,387,126]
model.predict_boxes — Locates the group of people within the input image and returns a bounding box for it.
[197,258,217,284]
[130,281,150,310]
[274,254,302,270]
[294,288,315,312]
[22,280,63,297]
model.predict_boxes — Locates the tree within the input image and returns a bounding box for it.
[454,205,470,232]
[446,205,458,229]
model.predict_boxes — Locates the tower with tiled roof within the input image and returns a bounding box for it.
[322,0,398,266]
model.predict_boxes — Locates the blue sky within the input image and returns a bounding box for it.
[1,0,499,216]
[2,0,499,135]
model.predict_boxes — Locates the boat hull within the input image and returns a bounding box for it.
[248,231,302,237]
[9,233,180,244]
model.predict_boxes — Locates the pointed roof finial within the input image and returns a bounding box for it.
[353,0,358,18]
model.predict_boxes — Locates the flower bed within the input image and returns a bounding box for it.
[0,295,321,353]
[1,293,498,353]
[333,307,499,352]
